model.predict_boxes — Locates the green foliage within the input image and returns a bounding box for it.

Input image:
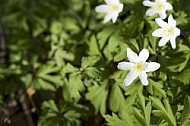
[38,100,87,126]
[86,81,108,115]
[133,93,151,126]
[109,84,125,112]
[151,97,176,126]
[180,96,190,126]
[0,0,190,125]
[104,113,128,126]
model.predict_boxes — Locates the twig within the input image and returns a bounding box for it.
[18,88,35,126]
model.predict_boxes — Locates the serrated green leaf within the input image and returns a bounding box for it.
[163,99,176,125]
[68,75,85,100]
[134,93,150,126]
[108,34,119,52]
[37,64,59,75]
[151,97,176,126]
[87,35,101,55]
[182,120,190,126]
[181,95,190,125]
[133,108,147,126]
[167,53,190,72]
[81,55,100,68]
[104,113,128,126]
[176,44,190,53]
[97,27,116,49]
[147,79,166,98]
[86,81,108,115]
[38,78,56,91]
[109,84,125,112]
[63,63,78,73]
[42,100,59,112]
[145,101,152,125]
[85,67,101,79]
[175,69,190,85]
[119,110,135,126]
[38,74,63,87]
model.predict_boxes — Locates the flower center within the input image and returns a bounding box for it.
[164,27,174,36]
[109,4,119,12]
[133,62,145,72]
[155,2,164,10]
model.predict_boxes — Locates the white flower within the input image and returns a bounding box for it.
[95,0,123,23]
[143,0,172,19]
[117,48,160,86]
[152,14,180,49]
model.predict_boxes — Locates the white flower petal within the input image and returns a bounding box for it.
[111,13,118,23]
[117,62,133,70]
[95,5,108,13]
[139,71,148,86]
[165,2,173,10]
[158,11,167,19]
[146,9,156,16]
[127,48,139,63]
[168,14,176,27]
[145,62,160,72]
[143,1,154,7]
[158,36,170,46]
[105,0,119,4]
[143,0,172,19]
[170,36,176,49]
[103,13,113,23]
[160,0,166,3]
[118,3,124,12]
[139,49,149,62]
[174,28,180,36]
[124,71,139,86]
[152,28,165,37]
[155,18,169,28]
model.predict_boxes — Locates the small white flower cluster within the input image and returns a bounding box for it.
[117,48,160,86]
[95,0,181,86]
[95,0,123,23]
[143,0,180,49]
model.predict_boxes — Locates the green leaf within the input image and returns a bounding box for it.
[97,26,117,49]
[147,79,166,98]
[81,55,100,68]
[38,74,63,87]
[104,113,128,126]
[119,110,135,126]
[108,34,119,52]
[62,63,78,73]
[50,21,63,35]
[133,93,151,126]
[133,107,147,126]
[181,120,190,126]
[145,101,152,125]
[167,53,190,72]
[175,69,190,85]
[86,81,108,115]
[87,35,101,55]
[38,78,56,91]
[181,95,190,126]
[151,97,176,126]
[85,67,101,79]
[109,84,125,112]
[68,75,85,100]
[42,100,59,112]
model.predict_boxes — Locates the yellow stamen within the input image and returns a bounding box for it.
[133,62,145,72]
[156,2,164,10]
[164,27,174,36]
[109,4,119,12]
